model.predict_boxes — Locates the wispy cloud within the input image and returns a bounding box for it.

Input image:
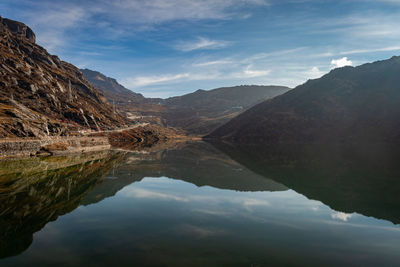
[8,0,267,52]
[122,73,190,87]
[26,6,86,52]
[192,59,233,67]
[339,46,400,55]
[105,0,269,24]
[240,65,271,78]
[243,47,307,63]
[175,37,230,52]
[120,187,188,202]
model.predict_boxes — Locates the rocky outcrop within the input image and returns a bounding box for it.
[0,17,35,43]
[0,16,127,138]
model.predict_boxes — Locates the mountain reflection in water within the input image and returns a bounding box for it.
[0,141,400,266]
[210,141,400,224]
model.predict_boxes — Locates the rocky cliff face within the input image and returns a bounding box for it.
[0,16,126,138]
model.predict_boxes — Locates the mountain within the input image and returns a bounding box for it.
[81,68,166,124]
[80,69,145,103]
[81,68,290,135]
[0,17,126,137]
[207,56,400,142]
[162,85,290,134]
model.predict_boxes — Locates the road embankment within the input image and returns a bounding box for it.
[0,136,110,158]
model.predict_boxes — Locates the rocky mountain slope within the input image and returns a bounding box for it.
[208,56,400,142]
[82,69,289,135]
[81,69,145,103]
[81,69,165,124]
[0,17,126,138]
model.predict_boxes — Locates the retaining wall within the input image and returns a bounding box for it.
[0,137,111,158]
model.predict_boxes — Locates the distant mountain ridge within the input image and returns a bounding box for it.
[80,69,146,103]
[162,85,290,134]
[208,56,400,142]
[0,16,126,137]
[82,68,290,135]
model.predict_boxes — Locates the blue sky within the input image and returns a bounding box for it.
[2,0,400,97]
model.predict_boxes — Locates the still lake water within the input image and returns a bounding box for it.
[1,141,400,266]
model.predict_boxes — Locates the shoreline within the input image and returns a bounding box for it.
[0,133,201,160]
[0,136,111,159]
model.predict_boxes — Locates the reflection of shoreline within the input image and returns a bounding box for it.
[0,150,110,180]
[83,141,287,206]
[0,151,125,259]
[208,141,400,224]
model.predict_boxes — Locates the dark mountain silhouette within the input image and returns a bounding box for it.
[0,17,126,137]
[208,56,400,142]
[162,85,290,134]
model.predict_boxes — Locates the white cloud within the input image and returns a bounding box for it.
[330,57,353,68]
[331,211,354,222]
[175,37,230,52]
[305,66,325,79]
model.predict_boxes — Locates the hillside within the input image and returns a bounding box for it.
[80,69,145,103]
[208,56,400,142]
[81,68,290,135]
[81,69,166,124]
[0,17,126,138]
[162,85,290,134]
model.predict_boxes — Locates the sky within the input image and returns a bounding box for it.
[1,0,400,98]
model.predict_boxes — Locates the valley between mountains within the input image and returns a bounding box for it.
[1,15,400,158]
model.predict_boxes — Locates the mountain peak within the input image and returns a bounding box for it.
[0,16,36,43]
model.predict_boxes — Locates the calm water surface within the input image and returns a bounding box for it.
[1,142,400,266]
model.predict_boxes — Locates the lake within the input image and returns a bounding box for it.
[1,141,400,266]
